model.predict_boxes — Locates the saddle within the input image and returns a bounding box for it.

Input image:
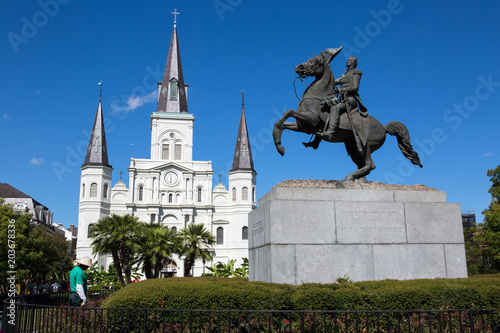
[338,109,369,146]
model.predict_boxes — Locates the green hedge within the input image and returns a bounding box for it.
[102,275,500,311]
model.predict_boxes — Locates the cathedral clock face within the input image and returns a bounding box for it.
[164,171,179,186]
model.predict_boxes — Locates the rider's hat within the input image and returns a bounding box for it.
[325,46,344,64]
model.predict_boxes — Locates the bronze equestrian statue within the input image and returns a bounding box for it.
[272,47,422,181]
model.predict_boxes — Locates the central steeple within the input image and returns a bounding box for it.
[157,9,188,113]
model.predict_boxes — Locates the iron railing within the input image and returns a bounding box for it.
[2,291,499,332]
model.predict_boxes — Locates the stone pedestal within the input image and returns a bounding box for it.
[249,180,468,284]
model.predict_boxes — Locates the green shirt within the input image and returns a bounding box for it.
[70,266,88,294]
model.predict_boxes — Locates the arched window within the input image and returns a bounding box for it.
[103,183,108,199]
[242,187,249,201]
[174,143,182,160]
[217,227,224,245]
[88,223,95,238]
[82,184,85,198]
[168,193,173,203]
[162,143,169,160]
[172,226,177,235]
[90,183,98,197]
[169,78,178,100]
[253,187,256,202]
[138,186,144,201]
[197,188,202,203]
[232,188,236,201]
[242,226,248,240]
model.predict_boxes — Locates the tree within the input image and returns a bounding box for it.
[0,199,73,285]
[22,226,73,279]
[480,166,500,271]
[179,223,215,277]
[466,165,500,274]
[90,214,142,286]
[136,223,181,279]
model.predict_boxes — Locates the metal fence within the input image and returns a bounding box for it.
[2,291,499,332]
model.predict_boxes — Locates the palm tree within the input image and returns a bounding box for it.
[136,223,181,279]
[90,214,142,286]
[179,223,216,277]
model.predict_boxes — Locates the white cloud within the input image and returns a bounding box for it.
[111,90,157,114]
[2,113,10,121]
[482,152,493,157]
[30,157,45,165]
[34,90,42,94]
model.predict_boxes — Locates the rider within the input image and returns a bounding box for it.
[316,55,368,141]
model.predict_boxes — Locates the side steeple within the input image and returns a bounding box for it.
[157,9,188,113]
[77,83,113,262]
[83,88,110,167]
[231,92,254,171]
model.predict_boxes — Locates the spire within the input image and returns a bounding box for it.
[83,89,110,167]
[231,92,254,171]
[157,11,188,113]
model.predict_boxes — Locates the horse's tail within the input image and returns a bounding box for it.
[385,121,423,167]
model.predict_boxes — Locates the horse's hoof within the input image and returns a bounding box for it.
[357,177,368,183]
[344,175,354,182]
[277,146,285,156]
[302,141,320,150]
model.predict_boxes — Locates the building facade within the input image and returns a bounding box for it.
[54,223,78,259]
[0,183,54,226]
[76,20,256,277]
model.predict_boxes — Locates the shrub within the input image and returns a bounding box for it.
[103,277,294,310]
[102,275,500,311]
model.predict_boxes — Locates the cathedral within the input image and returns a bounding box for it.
[75,17,256,277]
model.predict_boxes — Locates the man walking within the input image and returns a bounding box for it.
[69,256,92,307]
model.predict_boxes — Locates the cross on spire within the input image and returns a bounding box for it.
[98,81,102,101]
[218,173,223,183]
[119,171,123,180]
[172,8,180,26]
[240,90,244,110]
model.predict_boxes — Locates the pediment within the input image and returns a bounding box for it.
[213,219,229,224]
[150,162,193,173]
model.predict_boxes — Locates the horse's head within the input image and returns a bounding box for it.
[295,54,325,78]
[295,46,344,78]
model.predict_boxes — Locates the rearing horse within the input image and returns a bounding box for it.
[272,48,422,181]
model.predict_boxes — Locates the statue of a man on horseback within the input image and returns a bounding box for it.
[272,47,422,181]
[317,55,369,141]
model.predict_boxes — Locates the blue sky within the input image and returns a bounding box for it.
[1,0,499,228]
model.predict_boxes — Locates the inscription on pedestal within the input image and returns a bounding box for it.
[336,203,405,244]
[253,221,264,235]
[251,220,265,247]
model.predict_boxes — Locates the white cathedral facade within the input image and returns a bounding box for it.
[76,20,256,277]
